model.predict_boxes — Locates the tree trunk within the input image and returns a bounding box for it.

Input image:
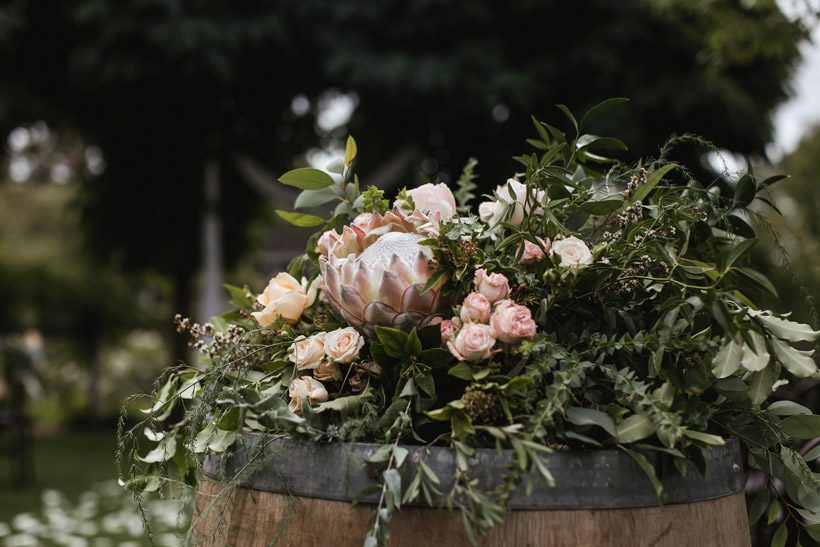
[200,158,225,324]
[173,267,192,366]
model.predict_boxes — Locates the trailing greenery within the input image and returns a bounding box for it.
[119,101,820,546]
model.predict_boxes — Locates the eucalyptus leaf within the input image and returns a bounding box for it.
[740,330,770,372]
[294,187,338,209]
[344,135,358,167]
[631,163,677,203]
[579,199,624,215]
[747,366,777,406]
[682,429,725,446]
[579,97,629,129]
[566,406,617,437]
[616,414,655,444]
[712,338,742,378]
[780,415,820,439]
[748,487,770,525]
[375,326,408,358]
[770,337,817,378]
[278,167,335,190]
[767,400,812,417]
[749,310,820,343]
[275,209,326,227]
[732,175,757,208]
[771,523,787,547]
[138,437,177,463]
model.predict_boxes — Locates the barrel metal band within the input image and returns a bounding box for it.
[202,433,744,509]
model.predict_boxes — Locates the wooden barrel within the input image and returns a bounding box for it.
[193,434,750,546]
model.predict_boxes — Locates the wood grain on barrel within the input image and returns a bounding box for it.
[193,477,751,547]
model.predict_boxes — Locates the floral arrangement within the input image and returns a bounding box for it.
[119,100,820,546]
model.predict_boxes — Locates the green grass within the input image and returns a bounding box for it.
[0,431,185,545]
[0,431,118,519]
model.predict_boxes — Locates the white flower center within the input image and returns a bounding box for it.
[357,232,430,270]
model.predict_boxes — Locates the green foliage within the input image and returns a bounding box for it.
[278,168,335,190]
[362,186,389,214]
[120,104,820,546]
[454,158,478,214]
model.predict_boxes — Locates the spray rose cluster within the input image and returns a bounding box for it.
[442,269,537,363]
[285,326,379,414]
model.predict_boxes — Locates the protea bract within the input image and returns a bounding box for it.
[320,227,447,334]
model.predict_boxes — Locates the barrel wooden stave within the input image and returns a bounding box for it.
[193,476,751,547]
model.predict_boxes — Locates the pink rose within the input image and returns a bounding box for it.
[398,182,457,220]
[490,300,537,343]
[473,268,510,304]
[519,237,551,265]
[440,318,456,345]
[447,323,496,362]
[460,292,491,324]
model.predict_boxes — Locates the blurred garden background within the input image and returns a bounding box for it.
[0,0,819,545]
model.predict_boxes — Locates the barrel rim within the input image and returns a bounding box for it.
[202,432,744,510]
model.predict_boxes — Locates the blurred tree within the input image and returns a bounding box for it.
[0,182,167,421]
[0,0,808,364]
[754,126,820,328]
[745,125,820,547]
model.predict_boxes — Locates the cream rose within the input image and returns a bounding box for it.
[473,268,511,304]
[313,360,342,382]
[395,182,457,220]
[251,273,320,327]
[519,237,551,265]
[288,377,328,414]
[478,200,505,226]
[287,334,326,370]
[324,327,364,363]
[552,236,593,268]
[490,300,537,343]
[460,292,491,324]
[447,323,496,362]
[479,178,546,227]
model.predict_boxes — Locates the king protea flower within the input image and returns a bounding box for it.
[320,230,447,333]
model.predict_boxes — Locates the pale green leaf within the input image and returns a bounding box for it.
[616,414,655,443]
[193,423,216,454]
[566,406,617,437]
[631,163,677,203]
[315,389,371,415]
[294,187,338,209]
[748,487,770,525]
[208,429,238,453]
[278,167,334,190]
[682,429,725,445]
[344,135,358,167]
[713,338,742,378]
[143,427,164,442]
[772,523,787,547]
[740,331,770,372]
[748,366,777,406]
[780,415,820,439]
[767,400,812,416]
[275,209,326,227]
[138,437,177,463]
[750,310,820,343]
[770,338,817,378]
